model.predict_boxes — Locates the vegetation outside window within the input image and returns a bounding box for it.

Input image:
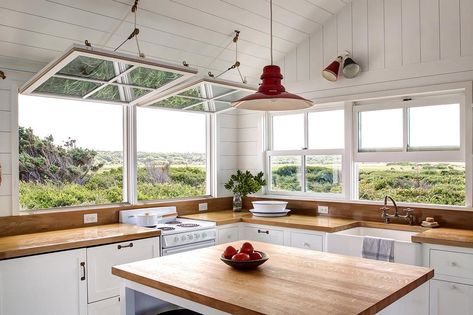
[136,107,208,201]
[18,95,124,210]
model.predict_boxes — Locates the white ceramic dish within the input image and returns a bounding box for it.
[251,201,288,213]
[250,209,291,217]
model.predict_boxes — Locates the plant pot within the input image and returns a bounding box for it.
[233,193,243,212]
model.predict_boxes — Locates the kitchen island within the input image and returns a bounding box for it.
[112,241,433,315]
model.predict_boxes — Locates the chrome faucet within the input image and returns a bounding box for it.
[381,196,416,225]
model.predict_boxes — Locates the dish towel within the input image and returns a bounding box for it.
[362,236,395,262]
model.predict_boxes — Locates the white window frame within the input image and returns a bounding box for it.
[353,93,470,206]
[353,94,465,163]
[266,105,346,199]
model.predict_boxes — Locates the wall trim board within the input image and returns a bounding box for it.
[0,197,232,237]
[244,196,473,230]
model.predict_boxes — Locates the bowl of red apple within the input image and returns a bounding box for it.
[220,242,269,270]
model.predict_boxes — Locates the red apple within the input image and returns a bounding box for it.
[232,252,250,261]
[239,242,254,255]
[223,246,238,259]
[249,252,263,260]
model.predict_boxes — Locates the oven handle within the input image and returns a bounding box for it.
[162,240,215,256]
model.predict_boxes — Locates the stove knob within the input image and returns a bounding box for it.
[194,233,200,239]
[202,232,207,238]
[174,236,179,243]
[181,235,186,241]
[188,234,193,240]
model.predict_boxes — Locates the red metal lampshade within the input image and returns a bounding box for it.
[322,56,343,82]
[232,65,313,111]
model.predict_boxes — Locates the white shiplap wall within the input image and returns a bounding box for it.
[0,73,24,216]
[281,0,473,101]
[216,109,265,197]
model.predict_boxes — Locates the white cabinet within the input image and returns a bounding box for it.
[430,280,473,315]
[217,225,239,244]
[241,225,284,245]
[0,248,87,315]
[289,231,324,251]
[87,237,159,303]
[423,244,473,315]
[88,296,121,315]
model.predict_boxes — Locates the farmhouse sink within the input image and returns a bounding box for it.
[326,227,427,315]
[326,227,422,266]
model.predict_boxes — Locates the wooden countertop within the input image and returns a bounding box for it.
[0,224,160,260]
[180,210,425,233]
[112,241,434,315]
[412,228,473,248]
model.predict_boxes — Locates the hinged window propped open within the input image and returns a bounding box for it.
[139,77,256,113]
[20,44,198,105]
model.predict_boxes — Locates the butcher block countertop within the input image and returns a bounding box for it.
[112,241,434,315]
[412,228,473,248]
[0,224,160,260]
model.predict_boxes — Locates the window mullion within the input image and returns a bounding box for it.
[403,105,409,152]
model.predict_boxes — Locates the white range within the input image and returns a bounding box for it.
[119,207,216,256]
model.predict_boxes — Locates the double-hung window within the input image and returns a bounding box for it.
[267,107,345,197]
[354,94,466,206]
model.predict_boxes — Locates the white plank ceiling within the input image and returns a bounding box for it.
[0,0,349,83]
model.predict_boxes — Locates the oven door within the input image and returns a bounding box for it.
[161,239,215,256]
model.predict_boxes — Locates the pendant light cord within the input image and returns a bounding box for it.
[270,0,273,65]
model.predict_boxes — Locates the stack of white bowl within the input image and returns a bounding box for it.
[250,201,291,217]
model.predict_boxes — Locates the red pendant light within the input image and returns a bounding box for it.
[232,0,313,111]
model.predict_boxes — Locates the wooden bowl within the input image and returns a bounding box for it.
[220,251,269,270]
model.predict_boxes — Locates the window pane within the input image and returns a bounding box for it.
[359,108,403,151]
[358,162,465,206]
[272,114,304,150]
[270,156,302,192]
[306,155,342,194]
[137,108,207,201]
[409,104,460,149]
[18,95,124,210]
[308,110,344,149]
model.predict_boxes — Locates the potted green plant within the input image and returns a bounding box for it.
[224,170,266,212]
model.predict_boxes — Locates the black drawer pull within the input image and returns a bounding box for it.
[257,229,269,234]
[80,262,86,281]
[118,242,134,250]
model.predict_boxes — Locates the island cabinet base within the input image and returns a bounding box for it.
[120,280,229,315]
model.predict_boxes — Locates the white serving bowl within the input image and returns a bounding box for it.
[251,201,288,213]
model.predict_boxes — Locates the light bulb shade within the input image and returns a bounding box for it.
[321,56,342,82]
[232,65,313,111]
[342,56,361,78]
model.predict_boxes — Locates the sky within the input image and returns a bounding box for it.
[19,95,206,153]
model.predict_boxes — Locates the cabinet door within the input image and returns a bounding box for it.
[290,232,323,251]
[430,280,473,315]
[88,296,120,315]
[242,226,284,245]
[0,248,87,315]
[218,226,239,244]
[87,237,159,303]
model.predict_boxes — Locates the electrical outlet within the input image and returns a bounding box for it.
[198,203,208,211]
[84,213,98,224]
[318,206,329,214]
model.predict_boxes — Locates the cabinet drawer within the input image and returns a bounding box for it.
[430,249,473,281]
[290,232,323,251]
[87,237,159,303]
[242,226,284,245]
[218,226,239,244]
[430,280,473,315]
